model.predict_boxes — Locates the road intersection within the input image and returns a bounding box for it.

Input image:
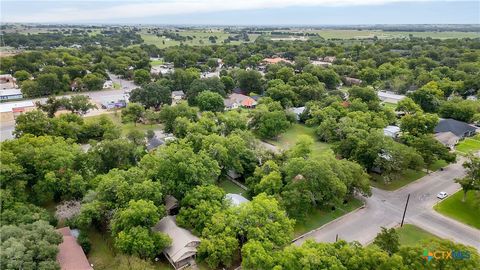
[294,156,480,250]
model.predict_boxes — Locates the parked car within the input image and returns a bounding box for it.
[437,192,448,199]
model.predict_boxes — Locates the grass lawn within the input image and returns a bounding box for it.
[294,198,363,237]
[218,179,247,195]
[85,112,162,136]
[396,224,442,246]
[456,136,480,154]
[267,124,332,158]
[88,229,173,270]
[382,102,397,110]
[428,159,448,172]
[113,82,121,89]
[434,190,480,229]
[370,169,427,191]
[150,59,164,66]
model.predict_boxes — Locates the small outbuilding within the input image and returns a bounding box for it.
[152,216,200,270]
[165,195,179,215]
[377,91,406,104]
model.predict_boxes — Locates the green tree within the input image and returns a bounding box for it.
[139,141,220,198]
[455,155,480,202]
[65,95,97,115]
[373,227,400,256]
[129,82,172,110]
[13,110,51,137]
[196,91,225,112]
[82,73,104,91]
[409,81,444,112]
[176,185,226,234]
[133,69,151,85]
[0,221,62,270]
[236,70,263,94]
[400,112,439,136]
[122,103,145,126]
[158,102,198,133]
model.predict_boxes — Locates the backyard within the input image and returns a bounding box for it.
[266,124,332,158]
[85,112,162,136]
[218,178,247,196]
[434,190,480,229]
[294,198,364,237]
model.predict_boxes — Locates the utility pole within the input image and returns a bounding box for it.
[400,194,410,227]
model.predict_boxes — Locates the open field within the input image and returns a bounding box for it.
[308,29,480,39]
[267,124,332,158]
[141,30,260,48]
[370,169,427,191]
[456,135,480,154]
[294,198,363,237]
[434,190,480,229]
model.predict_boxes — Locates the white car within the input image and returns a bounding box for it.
[437,192,448,199]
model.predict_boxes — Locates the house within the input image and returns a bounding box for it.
[322,56,336,63]
[146,137,164,151]
[171,91,185,105]
[56,227,93,270]
[377,91,406,104]
[434,118,477,139]
[289,106,306,121]
[151,64,174,75]
[343,77,362,86]
[225,193,250,206]
[224,93,257,110]
[103,80,113,89]
[0,74,17,89]
[467,95,478,101]
[0,88,22,100]
[165,195,179,215]
[383,125,401,138]
[311,60,332,67]
[0,100,35,122]
[262,57,292,65]
[200,71,220,78]
[434,132,460,150]
[152,216,201,270]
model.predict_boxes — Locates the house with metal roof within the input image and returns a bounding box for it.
[152,216,200,270]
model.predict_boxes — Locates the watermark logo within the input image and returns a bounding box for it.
[422,249,470,262]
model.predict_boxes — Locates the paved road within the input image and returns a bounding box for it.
[294,157,480,249]
[0,75,137,141]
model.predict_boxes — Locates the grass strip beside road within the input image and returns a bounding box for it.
[396,224,441,246]
[434,190,480,230]
[294,198,363,237]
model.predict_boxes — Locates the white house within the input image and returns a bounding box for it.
[171,91,185,105]
[383,125,401,138]
[377,91,406,104]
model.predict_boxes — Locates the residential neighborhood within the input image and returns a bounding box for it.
[1,1,480,270]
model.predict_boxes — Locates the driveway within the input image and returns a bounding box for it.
[294,156,480,249]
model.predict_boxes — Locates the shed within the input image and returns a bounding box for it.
[165,195,179,215]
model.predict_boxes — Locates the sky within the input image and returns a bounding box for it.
[2,0,479,25]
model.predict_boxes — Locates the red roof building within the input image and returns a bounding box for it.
[56,227,93,270]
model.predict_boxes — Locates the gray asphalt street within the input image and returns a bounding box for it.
[294,156,480,250]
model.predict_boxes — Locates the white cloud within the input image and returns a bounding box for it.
[3,0,442,23]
